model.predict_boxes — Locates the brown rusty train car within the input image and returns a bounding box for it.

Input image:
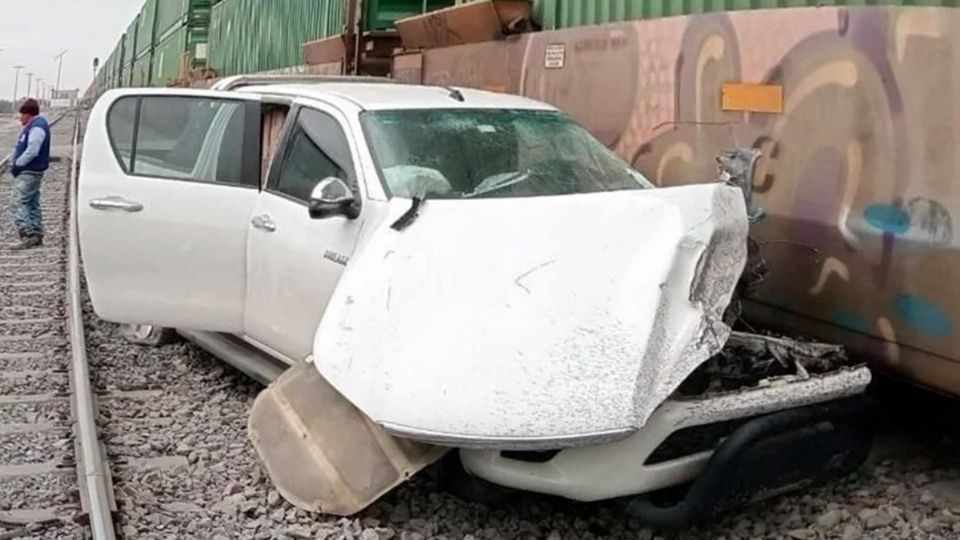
[388,5,960,398]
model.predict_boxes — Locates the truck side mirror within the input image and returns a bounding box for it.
[309,177,360,220]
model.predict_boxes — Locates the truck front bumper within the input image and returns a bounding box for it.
[459,367,872,517]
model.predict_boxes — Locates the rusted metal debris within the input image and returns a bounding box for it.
[682,148,855,397]
[678,331,852,397]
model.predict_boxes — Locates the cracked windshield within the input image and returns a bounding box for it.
[361,109,654,199]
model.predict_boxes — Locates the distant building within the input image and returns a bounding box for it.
[50,89,79,108]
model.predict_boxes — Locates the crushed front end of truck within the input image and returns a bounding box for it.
[455,149,873,528]
[458,331,872,529]
[247,148,873,527]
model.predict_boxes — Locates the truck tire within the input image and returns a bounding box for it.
[120,324,180,347]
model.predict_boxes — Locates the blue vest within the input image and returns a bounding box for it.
[12,116,51,177]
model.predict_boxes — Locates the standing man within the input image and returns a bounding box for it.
[5,99,50,250]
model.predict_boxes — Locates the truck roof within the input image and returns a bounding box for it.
[237,82,558,112]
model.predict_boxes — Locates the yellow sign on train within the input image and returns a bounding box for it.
[721,84,784,114]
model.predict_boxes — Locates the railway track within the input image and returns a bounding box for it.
[0,106,270,539]
[0,110,116,539]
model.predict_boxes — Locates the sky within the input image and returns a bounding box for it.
[0,0,142,101]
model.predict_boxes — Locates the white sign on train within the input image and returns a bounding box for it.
[544,44,566,69]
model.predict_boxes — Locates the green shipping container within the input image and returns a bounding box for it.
[365,0,455,31]
[136,0,158,55]
[156,0,213,42]
[116,58,125,88]
[108,58,118,89]
[209,0,344,77]
[99,54,111,90]
[96,40,120,91]
[133,52,153,87]
[154,27,186,85]
[124,16,139,66]
[531,0,960,30]
[110,38,124,89]
[154,24,209,84]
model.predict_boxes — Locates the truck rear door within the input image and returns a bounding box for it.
[79,89,262,332]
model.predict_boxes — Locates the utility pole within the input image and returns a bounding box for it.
[12,65,24,111]
[54,49,68,93]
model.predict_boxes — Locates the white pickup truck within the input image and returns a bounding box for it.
[79,76,873,528]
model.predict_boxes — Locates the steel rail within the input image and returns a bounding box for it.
[65,109,117,539]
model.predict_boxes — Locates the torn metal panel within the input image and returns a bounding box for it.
[726,331,848,374]
[312,184,748,448]
[716,148,769,300]
[678,330,858,397]
[676,366,871,426]
[716,148,763,222]
[395,0,535,51]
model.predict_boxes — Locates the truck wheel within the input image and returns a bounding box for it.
[120,324,179,347]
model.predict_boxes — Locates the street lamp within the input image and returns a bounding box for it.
[54,49,68,93]
[11,65,24,112]
[25,72,34,98]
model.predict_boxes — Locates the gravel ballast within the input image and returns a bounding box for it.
[86,303,960,540]
[0,113,85,539]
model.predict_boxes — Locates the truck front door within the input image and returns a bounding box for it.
[243,103,367,361]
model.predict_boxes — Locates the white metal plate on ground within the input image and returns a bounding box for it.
[248,362,447,515]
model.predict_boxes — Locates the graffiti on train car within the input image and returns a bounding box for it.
[413,6,960,395]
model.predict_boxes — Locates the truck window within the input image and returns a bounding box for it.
[269,108,355,204]
[360,109,653,199]
[106,96,136,171]
[105,95,254,187]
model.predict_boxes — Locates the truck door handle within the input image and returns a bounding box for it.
[89,196,143,212]
[251,214,276,232]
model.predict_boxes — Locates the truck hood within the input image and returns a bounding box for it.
[313,184,748,449]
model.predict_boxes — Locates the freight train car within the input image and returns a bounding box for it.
[91,0,454,92]
[389,3,960,399]
[93,0,214,92]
